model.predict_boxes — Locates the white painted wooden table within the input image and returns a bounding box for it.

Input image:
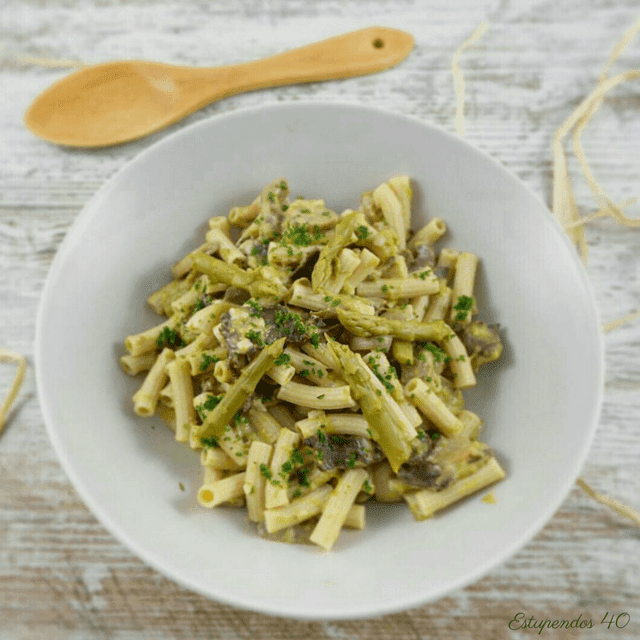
[1,1,639,638]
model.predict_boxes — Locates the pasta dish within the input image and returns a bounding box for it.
[119,176,505,550]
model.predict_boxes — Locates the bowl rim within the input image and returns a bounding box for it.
[35,100,605,620]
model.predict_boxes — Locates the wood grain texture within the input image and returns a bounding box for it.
[1,0,639,638]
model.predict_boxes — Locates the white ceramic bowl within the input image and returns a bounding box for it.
[36,102,603,620]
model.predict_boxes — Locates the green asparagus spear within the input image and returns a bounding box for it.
[311,210,361,292]
[327,341,412,472]
[356,226,399,262]
[337,308,451,342]
[194,338,286,439]
[191,252,288,301]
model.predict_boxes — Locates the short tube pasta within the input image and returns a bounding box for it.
[197,472,247,508]
[424,286,453,322]
[267,363,296,386]
[244,441,273,522]
[248,407,281,444]
[277,381,356,410]
[404,458,505,520]
[309,468,368,551]
[200,446,243,470]
[324,414,371,438]
[265,484,333,533]
[458,409,483,440]
[120,176,505,550]
[166,358,196,443]
[284,347,338,387]
[171,242,216,278]
[289,279,375,316]
[405,378,463,437]
[450,252,479,325]
[347,249,380,289]
[409,218,447,248]
[356,275,439,300]
[125,316,178,357]
[265,428,300,509]
[119,352,157,376]
[132,348,175,416]
[437,329,476,389]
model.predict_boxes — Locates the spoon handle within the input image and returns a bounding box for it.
[212,27,413,95]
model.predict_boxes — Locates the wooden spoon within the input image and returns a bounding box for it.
[24,27,413,148]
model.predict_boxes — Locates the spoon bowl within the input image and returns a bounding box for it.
[24,27,414,147]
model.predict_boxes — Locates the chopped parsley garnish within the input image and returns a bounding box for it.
[192,296,208,313]
[245,329,263,346]
[310,333,320,348]
[368,358,395,393]
[381,284,389,293]
[274,308,305,334]
[280,460,293,475]
[246,299,262,318]
[422,343,451,363]
[179,482,185,491]
[418,270,431,280]
[274,352,291,367]
[296,468,310,487]
[324,296,333,303]
[259,463,272,480]
[279,180,287,190]
[355,225,369,241]
[200,353,220,371]
[281,204,289,212]
[157,326,184,349]
[316,429,326,445]
[347,452,357,468]
[431,432,441,441]
[278,448,307,482]
[317,394,325,399]
[234,411,249,426]
[453,295,474,321]
[267,192,275,202]
[363,480,373,493]
[201,436,219,448]
[196,395,223,419]
[285,223,313,247]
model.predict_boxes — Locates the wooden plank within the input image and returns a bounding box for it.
[1,0,639,637]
